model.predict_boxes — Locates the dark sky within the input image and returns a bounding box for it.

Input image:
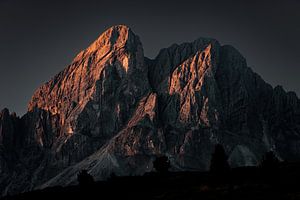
[0,0,299,115]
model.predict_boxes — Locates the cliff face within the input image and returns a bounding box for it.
[28,25,149,147]
[27,25,151,172]
[1,25,300,195]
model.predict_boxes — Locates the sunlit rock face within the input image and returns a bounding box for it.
[28,25,148,140]
[1,25,300,195]
[27,25,150,165]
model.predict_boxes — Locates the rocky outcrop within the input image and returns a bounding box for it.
[28,25,149,143]
[40,92,163,188]
[0,109,20,194]
[27,24,151,181]
[0,108,20,149]
[1,25,300,195]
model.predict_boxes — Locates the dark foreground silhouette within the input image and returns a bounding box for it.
[3,161,300,200]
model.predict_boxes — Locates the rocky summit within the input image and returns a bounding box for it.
[1,25,300,195]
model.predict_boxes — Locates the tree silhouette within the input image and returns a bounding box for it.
[109,172,117,180]
[153,156,170,173]
[209,144,230,173]
[260,151,280,171]
[77,170,94,186]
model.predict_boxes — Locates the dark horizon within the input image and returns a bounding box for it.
[1,0,300,115]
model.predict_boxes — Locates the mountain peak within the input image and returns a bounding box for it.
[28,24,148,142]
[2,25,300,196]
[83,25,139,55]
[0,108,9,118]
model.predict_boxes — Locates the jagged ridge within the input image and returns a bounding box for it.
[1,25,300,195]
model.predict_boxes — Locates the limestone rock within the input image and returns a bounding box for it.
[1,25,300,195]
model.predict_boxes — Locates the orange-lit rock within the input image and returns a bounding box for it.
[28,25,149,150]
[1,25,300,195]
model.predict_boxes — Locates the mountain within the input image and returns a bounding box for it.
[1,25,300,195]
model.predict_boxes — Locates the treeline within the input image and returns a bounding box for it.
[77,144,281,186]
